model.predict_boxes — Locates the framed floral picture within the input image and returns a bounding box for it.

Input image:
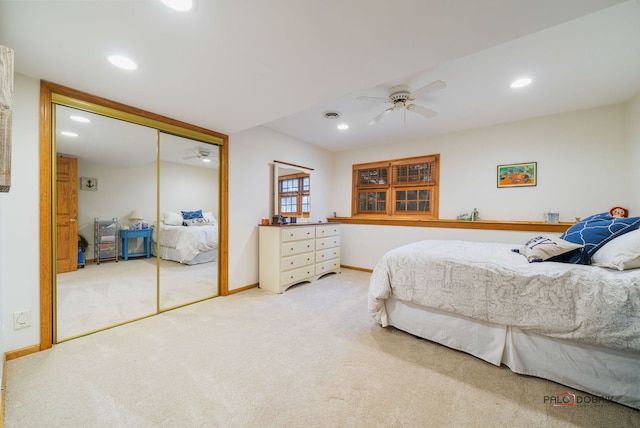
[497,162,536,188]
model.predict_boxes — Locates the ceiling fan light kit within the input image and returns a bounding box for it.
[182,149,213,162]
[359,80,446,125]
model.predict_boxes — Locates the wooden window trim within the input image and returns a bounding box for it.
[352,154,439,219]
[278,173,310,217]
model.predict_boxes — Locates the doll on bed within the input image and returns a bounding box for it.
[610,206,629,218]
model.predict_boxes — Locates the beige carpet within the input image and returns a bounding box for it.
[5,269,640,427]
[56,258,217,341]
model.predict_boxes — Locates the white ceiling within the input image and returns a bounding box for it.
[2,0,639,152]
[55,105,219,169]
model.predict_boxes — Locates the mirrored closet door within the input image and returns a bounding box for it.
[158,133,219,310]
[54,105,159,341]
[46,83,227,344]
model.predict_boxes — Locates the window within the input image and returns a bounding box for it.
[278,173,310,217]
[352,154,439,218]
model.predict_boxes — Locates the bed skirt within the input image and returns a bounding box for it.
[385,297,640,410]
[152,244,217,265]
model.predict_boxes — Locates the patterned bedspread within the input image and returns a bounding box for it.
[368,240,640,352]
[152,224,218,263]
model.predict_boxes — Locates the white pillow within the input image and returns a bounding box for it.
[163,211,183,226]
[517,236,583,262]
[592,229,640,271]
[203,211,217,224]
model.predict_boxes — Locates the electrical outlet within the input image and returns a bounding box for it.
[13,310,31,330]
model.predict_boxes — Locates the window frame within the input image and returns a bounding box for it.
[278,172,310,217]
[352,154,439,219]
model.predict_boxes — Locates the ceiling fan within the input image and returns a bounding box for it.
[182,149,214,162]
[358,80,446,125]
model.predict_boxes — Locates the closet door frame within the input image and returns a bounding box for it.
[38,80,229,351]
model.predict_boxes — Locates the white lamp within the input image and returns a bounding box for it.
[128,210,144,229]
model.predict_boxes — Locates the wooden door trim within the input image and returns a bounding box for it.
[39,81,229,352]
[39,82,54,351]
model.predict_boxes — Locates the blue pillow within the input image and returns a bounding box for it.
[181,209,203,220]
[559,212,640,264]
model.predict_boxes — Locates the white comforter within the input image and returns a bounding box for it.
[369,240,640,352]
[153,224,218,263]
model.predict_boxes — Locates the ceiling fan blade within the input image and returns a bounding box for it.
[357,95,389,102]
[368,108,393,125]
[412,80,446,97]
[407,103,438,119]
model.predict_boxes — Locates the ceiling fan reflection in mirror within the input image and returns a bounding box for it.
[358,80,446,125]
[182,149,214,163]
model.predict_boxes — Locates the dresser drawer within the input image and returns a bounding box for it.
[281,226,315,242]
[316,247,340,263]
[281,265,315,287]
[316,236,340,250]
[316,259,340,275]
[281,239,315,256]
[315,225,339,238]
[281,252,315,271]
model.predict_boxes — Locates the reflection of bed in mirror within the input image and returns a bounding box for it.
[152,211,218,265]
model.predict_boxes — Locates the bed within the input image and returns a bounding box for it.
[151,211,218,265]
[368,238,640,409]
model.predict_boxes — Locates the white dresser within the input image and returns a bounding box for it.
[259,223,341,293]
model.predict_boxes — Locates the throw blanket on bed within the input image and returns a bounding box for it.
[369,240,640,352]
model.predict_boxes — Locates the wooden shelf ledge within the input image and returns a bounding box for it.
[326,217,572,233]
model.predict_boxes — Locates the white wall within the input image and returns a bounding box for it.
[331,103,633,269]
[332,104,630,222]
[0,74,41,352]
[629,92,640,215]
[227,126,333,291]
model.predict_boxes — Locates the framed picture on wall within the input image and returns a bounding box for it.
[497,162,536,188]
[80,176,98,191]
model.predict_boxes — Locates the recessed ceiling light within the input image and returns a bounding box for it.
[510,77,532,88]
[70,115,90,123]
[60,131,78,137]
[107,55,138,71]
[161,0,194,11]
[337,124,349,130]
[202,158,211,163]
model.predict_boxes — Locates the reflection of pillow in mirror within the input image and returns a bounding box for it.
[181,209,203,220]
[163,212,183,226]
[592,229,640,271]
[183,218,211,226]
[203,211,217,223]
